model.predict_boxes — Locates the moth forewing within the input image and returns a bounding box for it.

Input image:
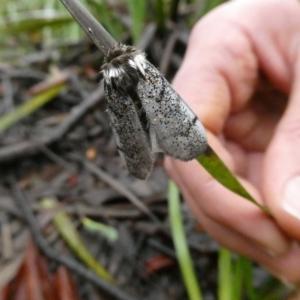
[104,83,153,180]
[137,61,207,160]
[101,44,207,179]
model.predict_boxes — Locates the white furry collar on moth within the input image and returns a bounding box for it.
[109,67,125,78]
[128,53,147,76]
[102,67,125,84]
[102,52,147,85]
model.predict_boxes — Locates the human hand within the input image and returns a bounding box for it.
[165,0,300,283]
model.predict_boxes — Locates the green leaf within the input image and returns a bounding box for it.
[0,80,66,134]
[126,0,147,43]
[256,276,286,300]
[42,198,116,283]
[83,0,123,41]
[232,255,244,300]
[243,258,258,300]
[168,180,203,300]
[0,10,73,33]
[82,217,119,242]
[218,248,233,300]
[219,251,259,300]
[197,146,270,214]
[154,0,165,34]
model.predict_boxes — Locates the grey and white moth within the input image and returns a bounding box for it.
[101,44,207,179]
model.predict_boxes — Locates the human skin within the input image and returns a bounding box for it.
[165,0,300,283]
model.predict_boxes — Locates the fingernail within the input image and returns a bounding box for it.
[266,249,276,257]
[282,176,300,220]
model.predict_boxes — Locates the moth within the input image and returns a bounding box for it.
[101,44,207,179]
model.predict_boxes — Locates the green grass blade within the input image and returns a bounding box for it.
[219,252,258,300]
[232,255,245,300]
[168,180,203,300]
[197,146,270,214]
[42,198,116,283]
[169,0,180,22]
[0,11,73,33]
[0,81,66,134]
[82,217,119,242]
[83,0,123,41]
[218,248,233,300]
[154,0,165,34]
[256,276,285,300]
[126,0,147,43]
[243,258,258,300]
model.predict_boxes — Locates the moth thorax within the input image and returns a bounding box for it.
[101,44,146,93]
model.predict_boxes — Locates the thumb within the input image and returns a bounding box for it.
[264,57,300,240]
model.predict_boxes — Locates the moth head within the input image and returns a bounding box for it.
[100,44,147,93]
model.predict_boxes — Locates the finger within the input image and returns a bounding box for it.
[253,0,300,240]
[173,172,277,258]
[224,103,280,151]
[172,5,258,134]
[165,134,291,256]
[222,72,287,151]
[264,57,300,240]
[173,0,298,135]
[169,164,300,284]
[261,242,300,285]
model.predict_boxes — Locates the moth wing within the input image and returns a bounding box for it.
[104,83,153,179]
[137,62,207,161]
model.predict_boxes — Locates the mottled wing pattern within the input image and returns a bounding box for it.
[137,62,207,160]
[104,83,153,179]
